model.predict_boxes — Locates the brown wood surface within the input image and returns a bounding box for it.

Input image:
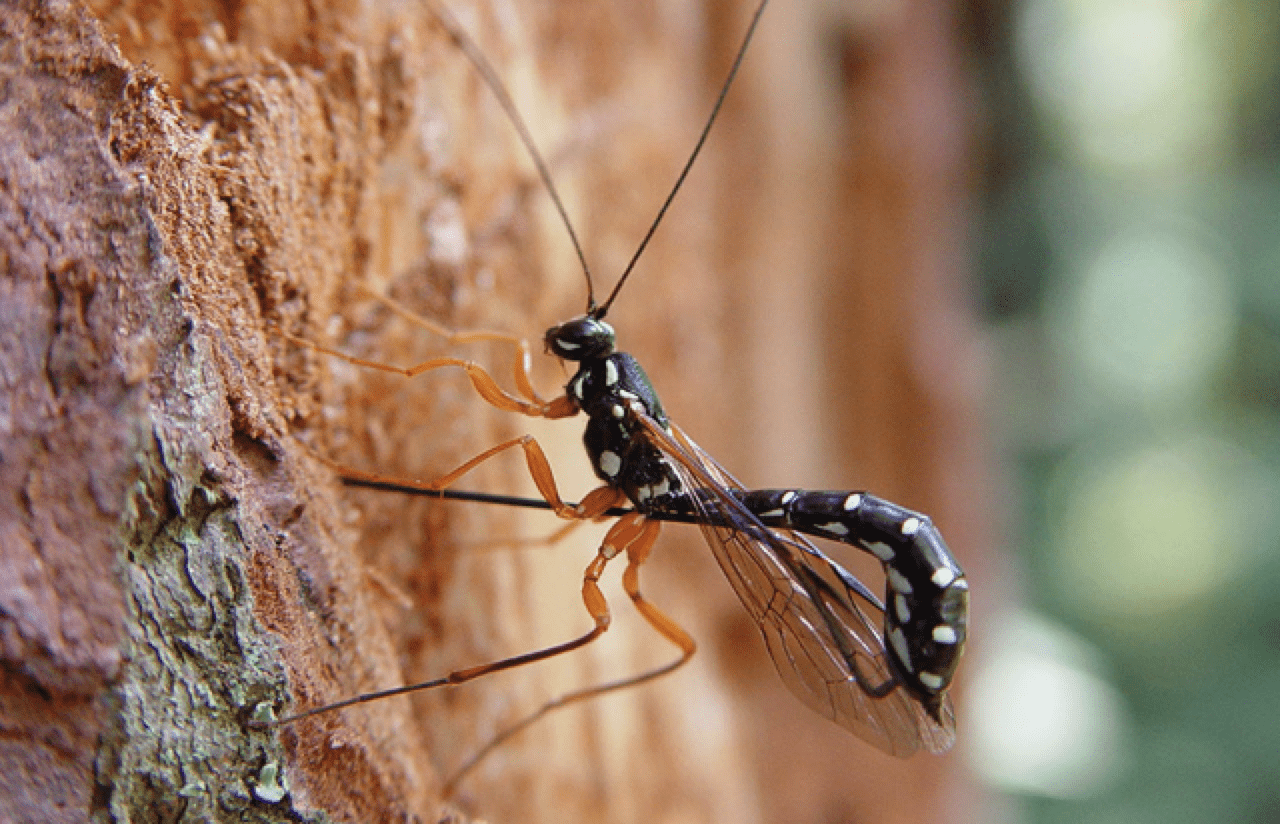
[0,0,989,821]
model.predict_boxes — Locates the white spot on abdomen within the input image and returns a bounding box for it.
[890,628,912,673]
[866,541,895,562]
[932,625,958,644]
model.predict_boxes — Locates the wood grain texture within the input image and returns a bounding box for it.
[0,0,987,821]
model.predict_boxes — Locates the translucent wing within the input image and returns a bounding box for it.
[636,415,955,756]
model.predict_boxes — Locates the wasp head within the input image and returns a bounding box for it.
[544,315,616,361]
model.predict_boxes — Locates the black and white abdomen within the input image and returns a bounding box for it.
[740,489,969,704]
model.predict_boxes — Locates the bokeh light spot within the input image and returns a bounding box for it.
[1065,230,1235,406]
[967,611,1129,798]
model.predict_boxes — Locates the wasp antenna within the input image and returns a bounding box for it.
[596,0,771,318]
[426,2,598,310]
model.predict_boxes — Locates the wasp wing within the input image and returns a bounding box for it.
[635,415,955,756]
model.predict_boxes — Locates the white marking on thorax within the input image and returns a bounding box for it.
[599,450,622,478]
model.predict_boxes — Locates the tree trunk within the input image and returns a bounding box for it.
[0,0,987,822]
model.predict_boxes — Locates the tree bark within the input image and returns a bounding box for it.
[0,0,987,822]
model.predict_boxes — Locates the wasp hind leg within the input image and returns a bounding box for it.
[442,516,698,797]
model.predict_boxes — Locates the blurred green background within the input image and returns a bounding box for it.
[963,1,1280,822]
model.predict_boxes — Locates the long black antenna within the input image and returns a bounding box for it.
[427,2,600,309]
[430,0,770,318]
[596,0,770,319]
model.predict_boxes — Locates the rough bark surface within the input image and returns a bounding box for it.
[0,0,986,822]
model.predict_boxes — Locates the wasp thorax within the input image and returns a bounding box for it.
[544,316,616,361]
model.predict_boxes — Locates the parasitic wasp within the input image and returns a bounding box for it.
[256,0,970,792]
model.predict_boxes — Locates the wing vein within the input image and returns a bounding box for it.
[631,414,954,756]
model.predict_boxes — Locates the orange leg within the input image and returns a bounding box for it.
[286,330,576,420]
[441,517,698,797]
[319,436,624,521]
[356,287,550,407]
[621,520,697,661]
[254,512,651,730]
